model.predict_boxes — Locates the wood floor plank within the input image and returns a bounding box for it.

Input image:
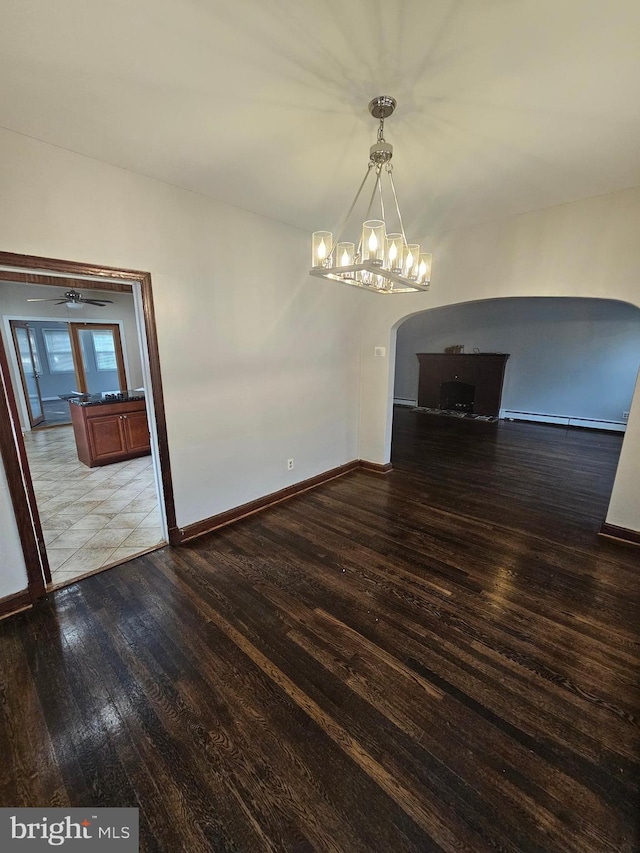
[0,410,638,851]
[0,620,69,808]
[193,524,636,845]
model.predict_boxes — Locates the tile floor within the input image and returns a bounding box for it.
[23,426,165,587]
[37,399,72,427]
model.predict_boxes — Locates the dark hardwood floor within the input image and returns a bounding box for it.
[1,409,638,852]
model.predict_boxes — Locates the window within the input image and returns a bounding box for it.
[91,329,117,371]
[43,328,74,373]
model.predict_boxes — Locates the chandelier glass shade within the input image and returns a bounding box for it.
[309,96,432,295]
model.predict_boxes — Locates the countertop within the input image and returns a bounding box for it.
[68,391,146,408]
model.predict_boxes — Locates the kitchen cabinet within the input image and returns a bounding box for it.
[70,398,151,467]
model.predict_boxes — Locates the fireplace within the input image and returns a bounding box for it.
[417,353,509,417]
[440,380,475,413]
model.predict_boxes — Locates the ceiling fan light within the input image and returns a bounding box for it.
[25,288,113,307]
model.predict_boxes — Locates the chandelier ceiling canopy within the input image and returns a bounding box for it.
[310,96,432,295]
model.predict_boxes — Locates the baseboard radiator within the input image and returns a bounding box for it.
[395,401,625,431]
[500,410,626,432]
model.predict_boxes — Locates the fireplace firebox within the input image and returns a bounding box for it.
[440,381,475,413]
[416,353,509,417]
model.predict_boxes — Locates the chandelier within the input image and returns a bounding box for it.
[309,96,432,294]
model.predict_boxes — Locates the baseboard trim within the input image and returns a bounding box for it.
[176,459,393,543]
[500,410,626,432]
[178,460,359,543]
[359,460,394,474]
[599,522,640,547]
[0,589,32,620]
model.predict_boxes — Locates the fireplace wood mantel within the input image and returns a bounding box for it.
[416,353,509,417]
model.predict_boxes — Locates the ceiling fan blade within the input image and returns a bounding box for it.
[27,292,114,306]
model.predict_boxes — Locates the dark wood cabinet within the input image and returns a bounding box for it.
[70,400,151,467]
[121,410,151,454]
[86,413,127,461]
[417,353,509,417]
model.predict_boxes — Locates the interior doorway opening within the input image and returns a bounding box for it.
[0,253,176,607]
[389,296,640,537]
[393,297,640,431]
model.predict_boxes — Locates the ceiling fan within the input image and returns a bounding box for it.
[27,289,114,309]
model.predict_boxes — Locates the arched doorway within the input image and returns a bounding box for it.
[394,297,640,429]
[388,295,640,542]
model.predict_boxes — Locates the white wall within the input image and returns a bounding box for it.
[0,464,28,596]
[0,127,361,597]
[357,186,640,531]
[394,297,640,424]
[0,281,142,429]
[606,370,640,530]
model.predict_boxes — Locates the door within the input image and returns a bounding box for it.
[70,323,127,394]
[10,321,44,427]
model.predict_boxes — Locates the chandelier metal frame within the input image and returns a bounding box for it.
[309,96,431,295]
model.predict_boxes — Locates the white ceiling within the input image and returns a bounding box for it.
[1,0,639,239]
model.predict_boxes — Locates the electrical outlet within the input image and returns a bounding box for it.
[622,411,630,420]
[287,458,294,471]
[374,346,386,357]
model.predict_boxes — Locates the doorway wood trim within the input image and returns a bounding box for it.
[0,334,50,592]
[1,270,133,293]
[0,251,178,602]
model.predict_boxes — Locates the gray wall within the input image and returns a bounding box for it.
[394,297,640,423]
